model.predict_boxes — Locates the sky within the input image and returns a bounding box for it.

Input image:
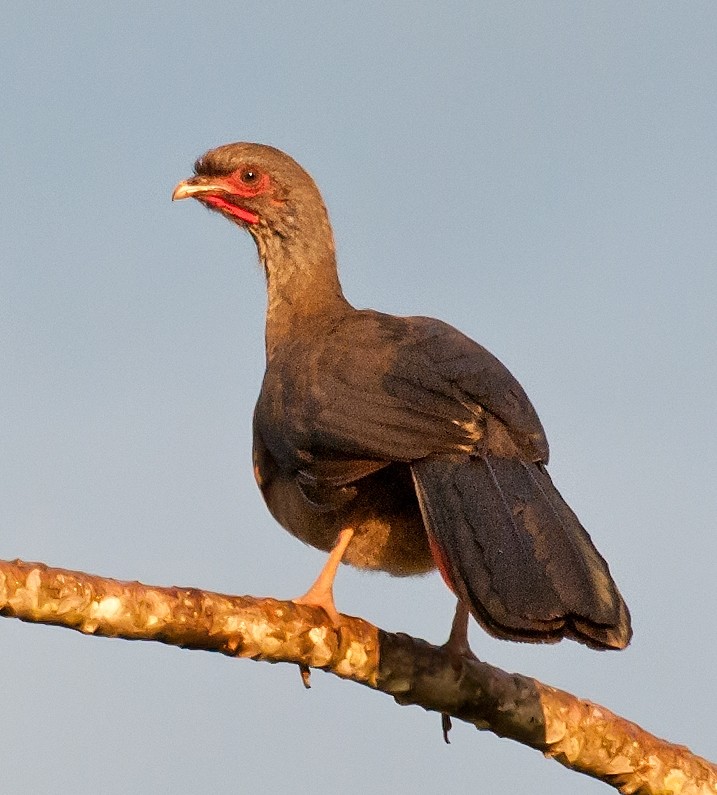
[1,3,715,793]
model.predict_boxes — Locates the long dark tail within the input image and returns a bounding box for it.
[411,455,631,649]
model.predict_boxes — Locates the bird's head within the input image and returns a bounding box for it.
[173,142,344,330]
[172,142,329,240]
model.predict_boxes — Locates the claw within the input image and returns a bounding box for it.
[442,713,453,744]
[298,663,312,689]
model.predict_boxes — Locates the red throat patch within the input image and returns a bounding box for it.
[202,195,260,225]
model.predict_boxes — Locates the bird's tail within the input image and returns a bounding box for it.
[411,455,631,649]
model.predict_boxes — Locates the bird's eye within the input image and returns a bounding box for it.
[241,169,259,184]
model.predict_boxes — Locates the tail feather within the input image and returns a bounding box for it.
[411,455,631,649]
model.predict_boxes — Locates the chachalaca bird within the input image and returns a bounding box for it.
[173,142,631,653]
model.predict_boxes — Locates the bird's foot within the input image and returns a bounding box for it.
[292,528,355,690]
[440,600,479,743]
[293,584,342,626]
[442,599,480,664]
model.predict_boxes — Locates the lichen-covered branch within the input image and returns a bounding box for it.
[0,558,714,794]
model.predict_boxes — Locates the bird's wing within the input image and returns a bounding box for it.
[274,310,549,474]
[387,314,549,461]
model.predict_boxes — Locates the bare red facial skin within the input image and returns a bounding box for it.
[199,171,272,224]
[201,195,260,224]
[224,171,271,198]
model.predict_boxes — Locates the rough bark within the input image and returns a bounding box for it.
[0,558,713,794]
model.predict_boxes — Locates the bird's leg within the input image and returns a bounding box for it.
[440,599,479,743]
[443,599,478,660]
[293,527,354,626]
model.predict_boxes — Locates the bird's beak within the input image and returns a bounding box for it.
[172,177,227,201]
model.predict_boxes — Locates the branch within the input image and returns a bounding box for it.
[0,558,713,794]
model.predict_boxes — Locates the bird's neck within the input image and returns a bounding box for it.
[250,217,351,361]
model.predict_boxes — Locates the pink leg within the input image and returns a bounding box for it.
[444,599,478,660]
[293,527,354,625]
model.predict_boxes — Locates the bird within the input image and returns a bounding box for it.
[172,142,631,653]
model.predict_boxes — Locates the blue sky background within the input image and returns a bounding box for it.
[1,3,715,792]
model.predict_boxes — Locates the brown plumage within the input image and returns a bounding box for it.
[173,142,631,650]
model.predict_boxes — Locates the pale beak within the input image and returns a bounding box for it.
[172,179,228,201]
